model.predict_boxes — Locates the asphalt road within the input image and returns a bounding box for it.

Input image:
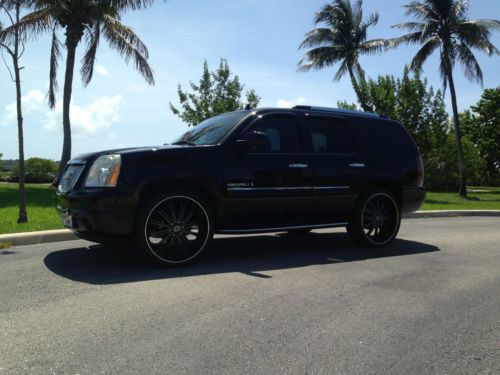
[1,217,499,374]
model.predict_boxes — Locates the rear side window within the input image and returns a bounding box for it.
[304,117,355,154]
[247,115,301,153]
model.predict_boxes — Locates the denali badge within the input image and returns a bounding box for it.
[227,182,254,188]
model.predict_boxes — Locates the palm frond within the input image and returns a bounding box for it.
[456,43,483,85]
[0,8,51,44]
[451,0,470,20]
[403,1,437,21]
[297,47,342,72]
[101,15,154,85]
[80,21,101,86]
[392,21,425,32]
[385,31,422,49]
[362,12,379,29]
[459,21,500,56]
[351,0,363,28]
[48,27,61,109]
[333,59,349,81]
[359,38,386,54]
[101,15,149,58]
[463,19,500,31]
[409,36,440,71]
[109,0,155,11]
[299,28,335,49]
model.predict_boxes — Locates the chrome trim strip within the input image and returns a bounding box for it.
[314,186,350,190]
[349,163,366,168]
[227,186,350,192]
[227,186,312,191]
[218,222,349,234]
[289,163,308,168]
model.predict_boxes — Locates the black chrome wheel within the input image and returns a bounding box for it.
[361,193,399,245]
[347,190,400,247]
[143,195,211,264]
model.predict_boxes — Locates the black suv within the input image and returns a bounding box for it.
[56,106,425,265]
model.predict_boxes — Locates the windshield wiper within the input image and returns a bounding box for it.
[171,141,196,146]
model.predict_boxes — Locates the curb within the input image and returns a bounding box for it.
[0,229,78,247]
[403,210,500,219]
[1,210,499,247]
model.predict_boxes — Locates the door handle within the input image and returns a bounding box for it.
[349,163,366,168]
[289,163,308,169]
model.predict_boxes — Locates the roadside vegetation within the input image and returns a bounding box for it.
[1,183,499,235]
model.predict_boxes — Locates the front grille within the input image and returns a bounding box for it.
[58,164,85,193]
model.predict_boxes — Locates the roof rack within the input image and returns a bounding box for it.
[292,105,381,118]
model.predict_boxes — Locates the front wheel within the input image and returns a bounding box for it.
[347,189,401,247]
[135,192,213,266]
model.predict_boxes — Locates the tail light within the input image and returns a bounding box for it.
[417,155,424,187]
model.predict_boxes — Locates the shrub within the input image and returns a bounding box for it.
[12,158,59,183]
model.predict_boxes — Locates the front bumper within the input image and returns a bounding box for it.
[56,188,137,242]
[401,186,426,214]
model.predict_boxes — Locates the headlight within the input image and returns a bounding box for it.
[85,154,121,187]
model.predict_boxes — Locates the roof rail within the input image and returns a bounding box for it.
[292,105,381,118]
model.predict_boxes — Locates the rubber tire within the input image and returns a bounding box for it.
[134,190,214,266]
[347,188,401,247]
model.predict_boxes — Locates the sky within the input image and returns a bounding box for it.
[1,0,499,160]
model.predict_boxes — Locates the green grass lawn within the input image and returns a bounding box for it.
[0,183,499,235]
[0,183,62,235]
[422,187,500,211]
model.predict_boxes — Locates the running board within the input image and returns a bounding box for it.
[216,222,348,234]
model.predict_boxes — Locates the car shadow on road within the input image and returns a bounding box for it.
[43,231,439,285]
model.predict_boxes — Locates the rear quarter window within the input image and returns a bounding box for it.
[349,117,418,173]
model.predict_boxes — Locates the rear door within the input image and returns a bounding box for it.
[301,115,361,219]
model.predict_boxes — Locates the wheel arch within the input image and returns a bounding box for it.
[135,178,219,222]
[357,179,403,207]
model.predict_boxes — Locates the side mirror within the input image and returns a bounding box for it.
[235,131,271,155]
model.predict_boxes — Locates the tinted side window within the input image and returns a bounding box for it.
[304,117,355,154]
[248,115,301,153]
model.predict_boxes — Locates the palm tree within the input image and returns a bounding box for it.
[0,0,29,223]
[298,0,385,111]
[387,0,500,196]
[20,0,159,181]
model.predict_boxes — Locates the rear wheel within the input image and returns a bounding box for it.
[347,189,400,247]
[135,192,213,266]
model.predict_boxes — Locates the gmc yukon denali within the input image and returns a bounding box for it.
[56,106,426,265]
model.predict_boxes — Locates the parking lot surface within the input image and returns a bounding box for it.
[1,217,499,374]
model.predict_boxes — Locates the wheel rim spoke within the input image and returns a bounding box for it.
[157,208,174,226]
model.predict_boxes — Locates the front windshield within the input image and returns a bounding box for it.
[172,111,249,145]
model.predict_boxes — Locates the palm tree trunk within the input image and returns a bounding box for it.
[56,40,77,183]
[347,66,371,112]
[447,70,467,197]
[13,2,27,223]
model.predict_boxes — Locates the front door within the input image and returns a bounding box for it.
[221,113,313,229]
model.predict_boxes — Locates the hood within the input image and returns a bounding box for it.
[68,144,207,164]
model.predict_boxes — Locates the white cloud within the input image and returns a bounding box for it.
[44,95,123,136]
[1,89,45,126]
[276,97,307,108]
[95,64,109,76]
